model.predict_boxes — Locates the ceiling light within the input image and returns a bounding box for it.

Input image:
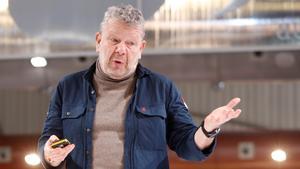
[0,0,8,12]
[275,52,295,68]
[271,149,287,162]
[30,56,47,67]
[24,153,40,166]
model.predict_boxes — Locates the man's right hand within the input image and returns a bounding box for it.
[44,135,75,167]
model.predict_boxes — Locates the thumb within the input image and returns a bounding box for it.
[62,144,76,158]
[66,144,75,154]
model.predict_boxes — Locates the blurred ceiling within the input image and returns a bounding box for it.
[0,0,300,89]
[1,0,163,59]
[0,0,299,90]
[1,51,300,90]
[0,0,300,60]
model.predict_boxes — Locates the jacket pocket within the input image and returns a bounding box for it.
[135,104,167,151]
[61,105,86,139]
[61,105,86,119]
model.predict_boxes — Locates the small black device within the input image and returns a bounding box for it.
[51,139,71,148]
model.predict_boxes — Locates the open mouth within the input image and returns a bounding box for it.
[112,60,125,66]
[114,60,122,64]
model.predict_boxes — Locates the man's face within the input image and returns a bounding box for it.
[96,20,146,79]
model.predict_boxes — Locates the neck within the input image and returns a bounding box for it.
[95,60,135,82]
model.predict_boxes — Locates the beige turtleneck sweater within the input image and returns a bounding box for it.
[92,60,136,169]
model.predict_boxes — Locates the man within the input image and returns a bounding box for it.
[38,4,241,169]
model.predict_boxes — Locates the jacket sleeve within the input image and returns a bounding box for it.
[37,82,65,169]
[166,81,216,161]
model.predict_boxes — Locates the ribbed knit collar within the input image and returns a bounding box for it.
[93,59,136,92]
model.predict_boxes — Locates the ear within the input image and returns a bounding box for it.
[140,40,146,51]
[95,32,102,52]
[138,40,146,59]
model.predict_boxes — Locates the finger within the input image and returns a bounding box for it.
[226,97,241,109]
[63,144,75,157]
[229,109,242,119]
[53,144,74,154]
[45,135,60,147]
[53,144,75,161]
[48,146,73,163]
[234,109,242,117]
[49,135,60,142]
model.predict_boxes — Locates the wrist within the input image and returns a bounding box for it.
[200,120,220,138]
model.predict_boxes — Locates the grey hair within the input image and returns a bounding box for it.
[100,5,145,38]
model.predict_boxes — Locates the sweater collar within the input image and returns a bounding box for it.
[84,61,150,83]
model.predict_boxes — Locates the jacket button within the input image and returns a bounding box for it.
[86,150,89,155]
[66,112,71,116]
[86,128,91,132]
[89,107,95,112]
[90,90,95,95]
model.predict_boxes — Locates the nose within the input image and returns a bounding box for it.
[115,42,126,55]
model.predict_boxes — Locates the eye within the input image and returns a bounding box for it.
[110,38,120,44]
[126,41,135,46]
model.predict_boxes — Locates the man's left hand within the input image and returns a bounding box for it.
[204,97,241,131]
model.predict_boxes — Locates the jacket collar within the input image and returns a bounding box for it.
[136,63,151,78]
[83,62,150,83]
[83,61,96,83]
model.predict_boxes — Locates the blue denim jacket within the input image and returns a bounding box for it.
[38,62,215,169]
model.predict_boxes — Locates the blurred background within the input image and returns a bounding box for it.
[1,0,300,168]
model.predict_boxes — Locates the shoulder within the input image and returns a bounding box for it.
[62,70,86,81]
[58,68,89,87]
[138,64,173,85]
